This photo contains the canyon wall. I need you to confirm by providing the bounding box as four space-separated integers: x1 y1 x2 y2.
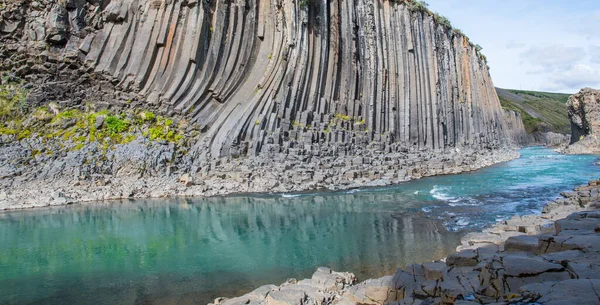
0 0 525 207
2 0 517 155
503 110 529 145
503 110 569 147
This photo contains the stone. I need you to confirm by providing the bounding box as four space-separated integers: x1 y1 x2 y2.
540 250 585 263
502 255 564 276
95 115 106 129
446 250 478 267
179 174 191 184
421 262 447 280
460 232 503 246
79 33 96 54
520 279 600 305
556 218 600 235
344 276 398 305
306 267 355 292
44 4 68 44
0 20 21 33
439 279 471 304
561 191 578 198
566 262 600 279
504 235 540 254
391 265 426 299
265 290 306 305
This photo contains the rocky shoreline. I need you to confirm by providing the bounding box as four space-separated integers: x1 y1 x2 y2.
212 179 600 305
0 146 519 211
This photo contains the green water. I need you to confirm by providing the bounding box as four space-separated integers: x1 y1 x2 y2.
0 147 598 305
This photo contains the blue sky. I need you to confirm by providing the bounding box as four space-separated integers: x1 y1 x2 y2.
426 0 600 93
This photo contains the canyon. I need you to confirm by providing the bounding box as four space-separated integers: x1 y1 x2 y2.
0 0 526 209
0 2 598 305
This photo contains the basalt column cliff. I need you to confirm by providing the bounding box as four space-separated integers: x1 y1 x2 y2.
0 0 523 207
97 0 510 156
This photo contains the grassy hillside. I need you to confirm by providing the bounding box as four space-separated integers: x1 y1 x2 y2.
496 88 571 134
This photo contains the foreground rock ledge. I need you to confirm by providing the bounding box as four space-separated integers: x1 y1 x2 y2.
213 180 600 305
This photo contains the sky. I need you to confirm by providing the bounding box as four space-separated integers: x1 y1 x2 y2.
425 0 600 93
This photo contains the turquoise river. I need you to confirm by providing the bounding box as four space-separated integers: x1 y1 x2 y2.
0 147 598 305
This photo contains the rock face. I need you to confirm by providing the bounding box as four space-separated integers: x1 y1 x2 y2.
503 110 570 148
502 110 529 146
0 0 525 208
564 88 600 154
1 0 517 153
529 131 570 148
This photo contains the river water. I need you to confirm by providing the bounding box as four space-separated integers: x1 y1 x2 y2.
0 147 598 305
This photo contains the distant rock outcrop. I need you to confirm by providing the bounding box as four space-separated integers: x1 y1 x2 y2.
503 110 529 145
564 88 600 154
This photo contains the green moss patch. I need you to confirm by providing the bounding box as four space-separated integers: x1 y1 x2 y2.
1 100 186 152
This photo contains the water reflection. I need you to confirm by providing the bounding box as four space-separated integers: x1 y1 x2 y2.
0 196 460 305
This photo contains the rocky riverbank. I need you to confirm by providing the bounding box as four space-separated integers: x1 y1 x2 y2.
212 179 600 305
0 146 518 210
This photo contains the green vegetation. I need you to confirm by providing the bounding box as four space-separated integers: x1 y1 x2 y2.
145 117 183 142
0 77 29 122
479 53 488 65
299 0 311 9
453 28 464 36
105 116 129 135
335 113 351 121
407 0 429 13
496 88 571 134
0 78 186 153
433 13 452 29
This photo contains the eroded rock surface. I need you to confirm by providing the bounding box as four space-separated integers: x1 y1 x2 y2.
564 88 600 154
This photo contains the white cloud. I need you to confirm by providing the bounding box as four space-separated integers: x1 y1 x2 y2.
564 9 600 40
521 45 587 73
541 64 600 92
506 40 526 50
590 45 600 64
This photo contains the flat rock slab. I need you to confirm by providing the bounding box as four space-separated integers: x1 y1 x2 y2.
520 279 600 305
504 235 540 254
461 232 503 246
555 218 600 234
446 250 478 267
265 289 306 305
502 255 564 276
422 262 447 280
